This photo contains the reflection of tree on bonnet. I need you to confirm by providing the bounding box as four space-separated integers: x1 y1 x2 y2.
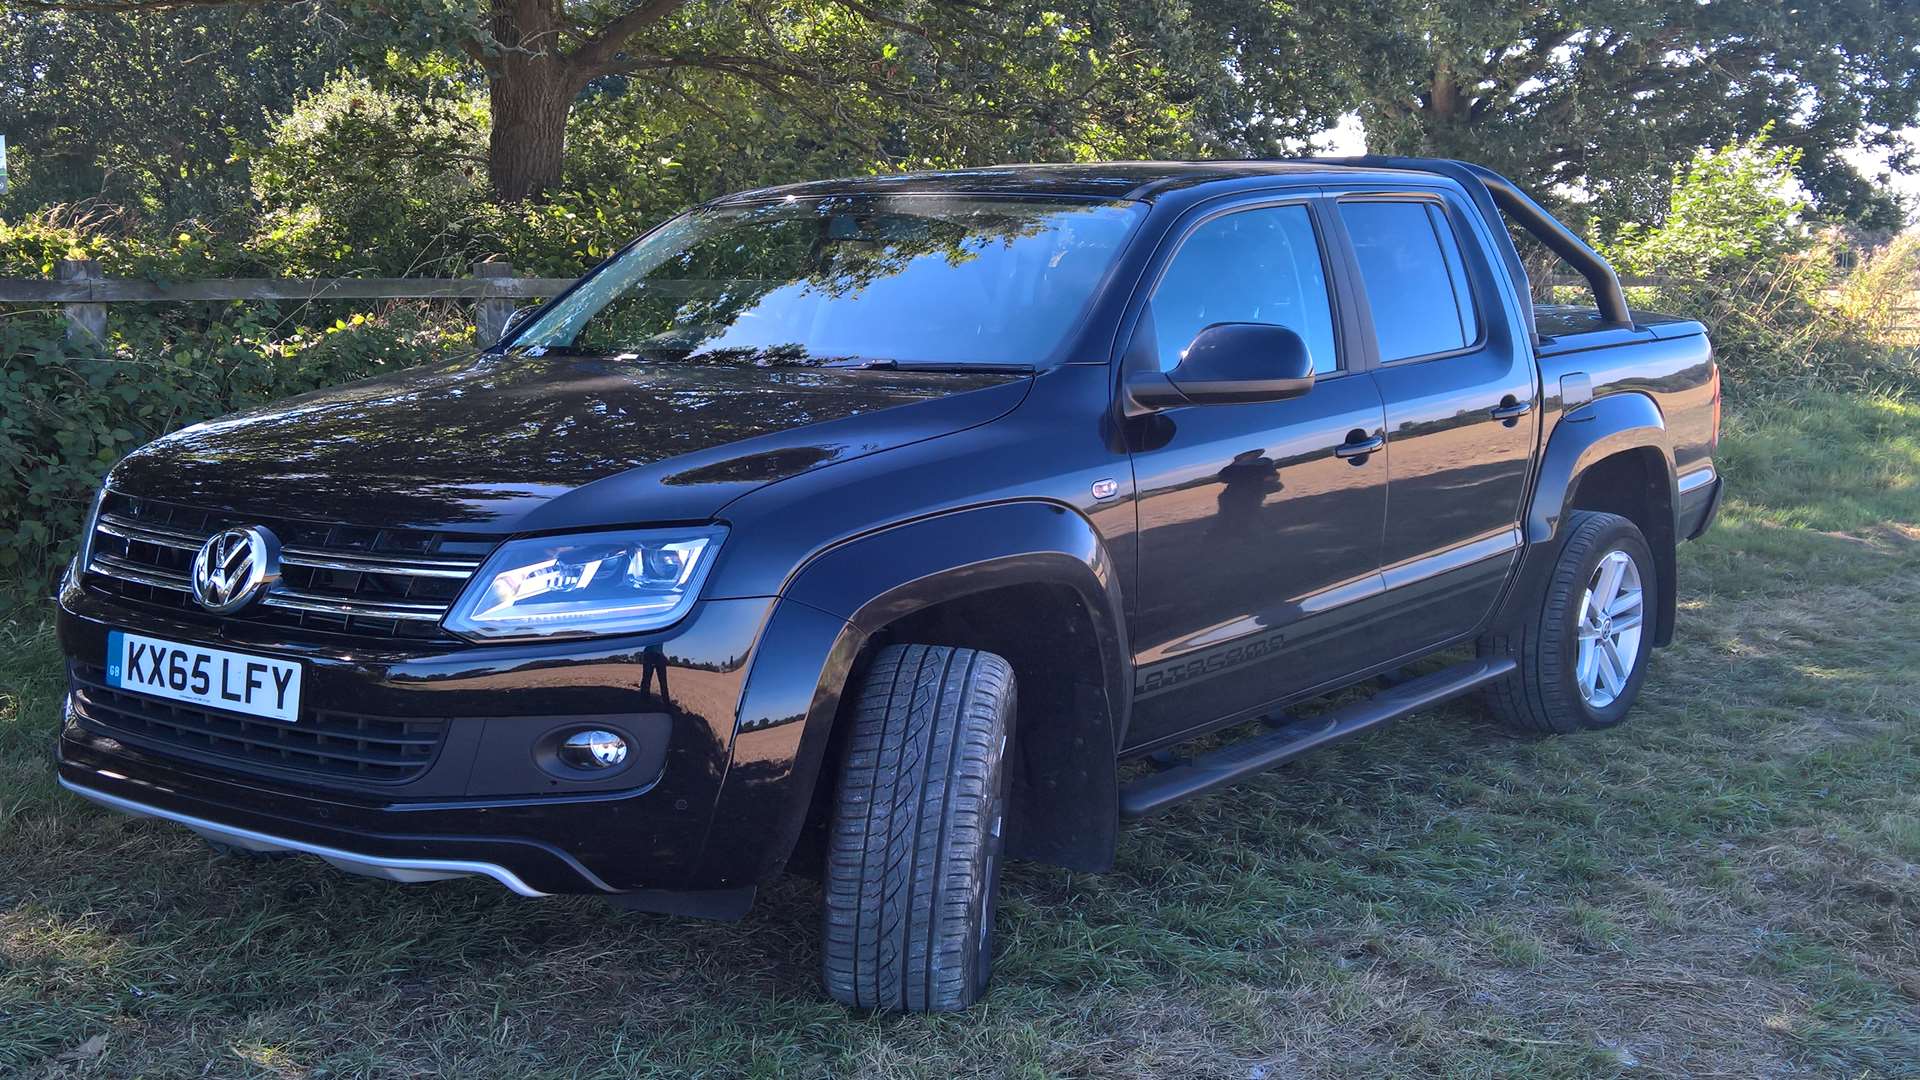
114 351 1004 528
516 195 1142 369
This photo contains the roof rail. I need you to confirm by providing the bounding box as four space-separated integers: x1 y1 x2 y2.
1313 156 1634 333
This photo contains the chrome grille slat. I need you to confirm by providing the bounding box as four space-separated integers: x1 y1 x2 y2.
97 512 481 577
89 555 450 621
90 552 190 590
86 494 487 643
264 593 446 621
96 516 202 550
280 549 479 578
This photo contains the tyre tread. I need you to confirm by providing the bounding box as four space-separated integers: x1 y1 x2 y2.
822 643 1013 1012
1480 510 1651 734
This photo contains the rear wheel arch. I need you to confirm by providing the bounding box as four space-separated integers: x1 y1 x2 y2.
1480 510 1659 733
1525 393 1678 645
1565 446 1677 646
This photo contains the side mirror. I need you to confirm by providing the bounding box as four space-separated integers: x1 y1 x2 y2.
1126 322 1316 412
500 304 541 341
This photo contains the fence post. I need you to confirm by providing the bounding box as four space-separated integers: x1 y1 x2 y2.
56 258 107 346
472 260 514 345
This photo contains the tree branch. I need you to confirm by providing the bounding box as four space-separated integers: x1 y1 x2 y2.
9 0 275 9
828 0 934 43
1472 23 1581 121
569 0 691 77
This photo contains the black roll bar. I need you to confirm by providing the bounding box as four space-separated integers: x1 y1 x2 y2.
1462 163 1633 326
1316 155 1635 332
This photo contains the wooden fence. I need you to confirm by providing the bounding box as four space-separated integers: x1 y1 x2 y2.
0 259 1729 348
0 258 574 345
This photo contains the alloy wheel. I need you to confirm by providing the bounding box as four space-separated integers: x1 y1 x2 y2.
1575 549 1644 708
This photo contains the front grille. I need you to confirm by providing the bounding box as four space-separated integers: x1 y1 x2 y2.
69 662 447 783
85 493 494 643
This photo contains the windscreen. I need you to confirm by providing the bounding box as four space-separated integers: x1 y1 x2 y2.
512 195 1145 369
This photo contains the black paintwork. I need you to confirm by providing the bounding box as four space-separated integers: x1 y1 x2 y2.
55 158 1720 911
711 160 1377 205
111 354 1022 531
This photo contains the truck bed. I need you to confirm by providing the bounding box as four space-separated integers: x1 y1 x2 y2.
1530 302 1719 513
1534 303 1707 358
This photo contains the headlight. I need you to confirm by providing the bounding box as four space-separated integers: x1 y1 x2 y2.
443 526 725 641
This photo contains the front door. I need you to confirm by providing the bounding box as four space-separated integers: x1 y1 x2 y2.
1124 199 1389 751
1332 193 1539 657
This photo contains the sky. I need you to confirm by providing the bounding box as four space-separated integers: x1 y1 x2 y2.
1844 129 1920 204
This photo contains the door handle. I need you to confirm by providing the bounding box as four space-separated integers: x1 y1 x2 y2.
1491 396 1535 425
1334 431 1385 460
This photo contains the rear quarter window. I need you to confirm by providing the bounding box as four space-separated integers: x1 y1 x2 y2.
1339 200 1480 362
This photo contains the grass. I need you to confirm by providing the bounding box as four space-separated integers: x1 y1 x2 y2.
4 389 1920 1078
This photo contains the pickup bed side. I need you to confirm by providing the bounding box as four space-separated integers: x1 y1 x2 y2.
1522 309 1719 646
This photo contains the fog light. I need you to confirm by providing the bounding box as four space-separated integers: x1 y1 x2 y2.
558 729 628 769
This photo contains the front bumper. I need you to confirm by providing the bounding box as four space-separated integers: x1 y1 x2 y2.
60 776 551 894
54 573 784 909
1679 469 1723 540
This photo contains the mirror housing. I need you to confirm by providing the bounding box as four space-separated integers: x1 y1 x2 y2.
500 304 541 342
1125 322 1316 413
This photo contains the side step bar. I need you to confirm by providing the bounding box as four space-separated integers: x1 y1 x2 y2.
1118 656 1517 819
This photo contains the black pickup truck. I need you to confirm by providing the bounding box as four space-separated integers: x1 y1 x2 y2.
54 157 1720 1012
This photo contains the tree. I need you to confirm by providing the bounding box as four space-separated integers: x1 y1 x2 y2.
1321 0 1920 227
1607 133 1810 281
388 0 1350 201
0 5 346 222
17 0 1347 204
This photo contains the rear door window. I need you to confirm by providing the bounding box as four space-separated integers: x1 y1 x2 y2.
1149 203 1339 375
1338 200 1479 361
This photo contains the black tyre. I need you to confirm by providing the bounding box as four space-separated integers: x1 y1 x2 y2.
1480 510 1657 734
822 644 1014 1012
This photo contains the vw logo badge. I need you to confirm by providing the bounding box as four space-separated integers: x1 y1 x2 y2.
191 526 281 613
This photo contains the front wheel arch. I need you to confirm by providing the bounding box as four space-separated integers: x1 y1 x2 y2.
706 502 1130 887
854 577 1118 872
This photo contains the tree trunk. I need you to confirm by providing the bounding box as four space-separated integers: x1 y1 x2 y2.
486 0 581 202
489 73 575 201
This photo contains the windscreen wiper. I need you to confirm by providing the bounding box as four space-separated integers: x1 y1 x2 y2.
510 345 630 358
845 359 1037 374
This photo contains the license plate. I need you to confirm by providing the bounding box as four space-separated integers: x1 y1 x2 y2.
106 630 302 723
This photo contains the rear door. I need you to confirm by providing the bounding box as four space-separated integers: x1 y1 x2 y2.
1123 195 1389 750
1329 191 1539 657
